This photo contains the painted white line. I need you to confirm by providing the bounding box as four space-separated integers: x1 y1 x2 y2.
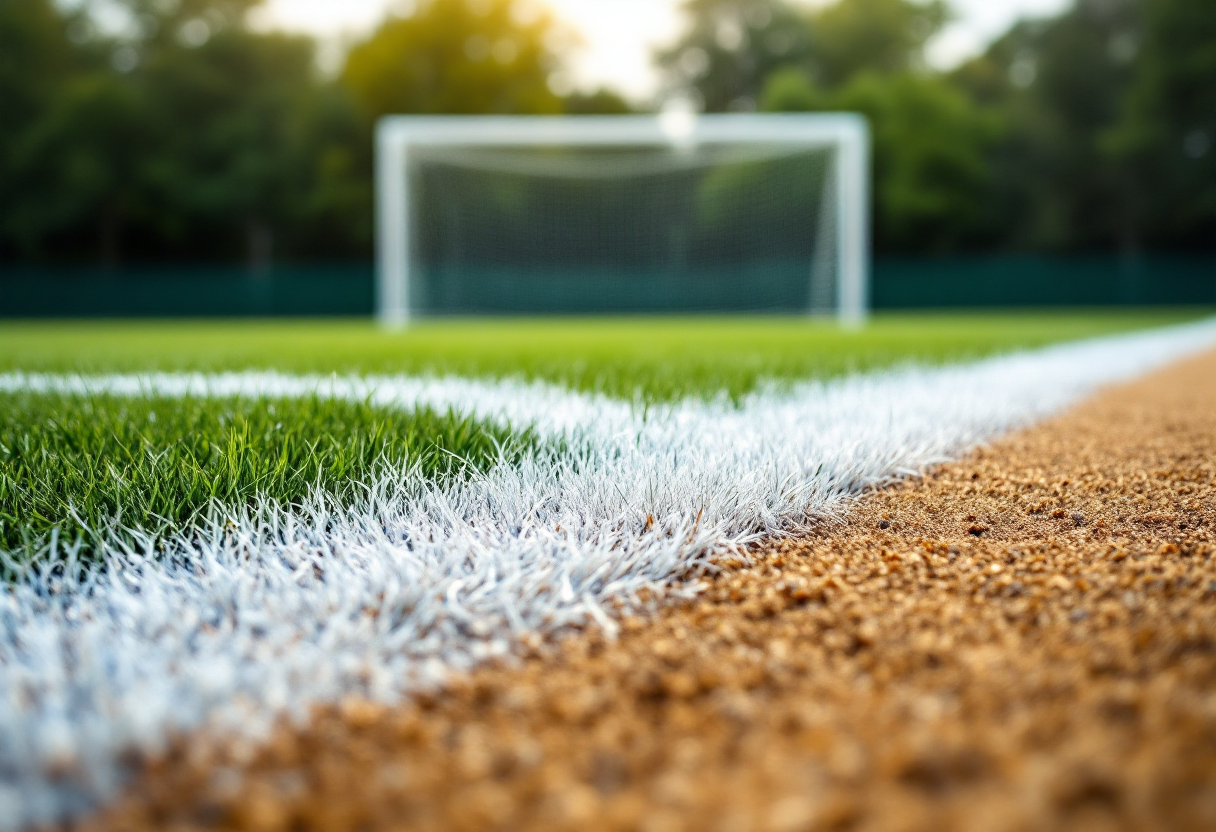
1 320 1214 828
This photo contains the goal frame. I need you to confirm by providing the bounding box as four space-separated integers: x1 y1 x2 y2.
376 114 870 327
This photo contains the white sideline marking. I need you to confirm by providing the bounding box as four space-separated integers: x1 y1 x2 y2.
1 320 1215 828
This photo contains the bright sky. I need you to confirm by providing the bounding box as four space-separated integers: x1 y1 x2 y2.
251 0 1073 100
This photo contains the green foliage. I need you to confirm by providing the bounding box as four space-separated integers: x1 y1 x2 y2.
809 0 948 87
1 0 1213 263
563 88 634 115
0 392 529 555
674 0 998 254
1108 0 1216 249
950 1 1144 252
0 0 628 266
660 0 945 110
0 313 1198 402
0 0 87 142
762 69 998 253
836 73 1000 253
759 66 823 112
678 0 1216 255
3 72 148 261
0 0 584 266
657 0 815 112
0 0 109 257
0 0 372 264
342 0 563 119
946 0 1213 253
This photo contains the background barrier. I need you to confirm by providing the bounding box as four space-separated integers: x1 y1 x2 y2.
872 256 1216 309
2 256 1213 318
0 265 375 318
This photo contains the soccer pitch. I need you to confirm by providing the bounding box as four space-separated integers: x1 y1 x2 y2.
0 311 1200 399
2 310 1215 828
0 312 1201 556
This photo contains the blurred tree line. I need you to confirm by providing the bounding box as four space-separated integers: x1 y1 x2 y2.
0 0 626 267
0 0 1211 267
664 0 1214 254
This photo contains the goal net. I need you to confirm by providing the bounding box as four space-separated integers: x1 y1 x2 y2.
376 115 869 325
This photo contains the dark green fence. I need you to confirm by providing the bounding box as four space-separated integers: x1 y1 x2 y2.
0 264 374 318
1 256 1213 318
873 256 1216 309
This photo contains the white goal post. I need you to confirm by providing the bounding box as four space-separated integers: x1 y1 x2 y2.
376 113 870 326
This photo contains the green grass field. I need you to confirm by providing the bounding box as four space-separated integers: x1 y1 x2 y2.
0 311 1203 400
0 393 530 557
0 311 1207 559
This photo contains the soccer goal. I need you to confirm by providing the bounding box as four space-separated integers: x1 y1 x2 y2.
376 113 870 326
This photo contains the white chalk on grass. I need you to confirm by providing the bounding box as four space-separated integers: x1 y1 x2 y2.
0 319 1214 829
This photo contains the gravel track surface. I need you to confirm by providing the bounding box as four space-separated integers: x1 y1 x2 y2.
81 350 1216 832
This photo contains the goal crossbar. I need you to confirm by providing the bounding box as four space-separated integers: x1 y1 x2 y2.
376 114 870 326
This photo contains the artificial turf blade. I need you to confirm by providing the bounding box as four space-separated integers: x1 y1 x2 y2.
0 392 533 557
0 312 1206 401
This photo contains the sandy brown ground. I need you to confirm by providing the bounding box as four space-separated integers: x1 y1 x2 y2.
83 351 1216 832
